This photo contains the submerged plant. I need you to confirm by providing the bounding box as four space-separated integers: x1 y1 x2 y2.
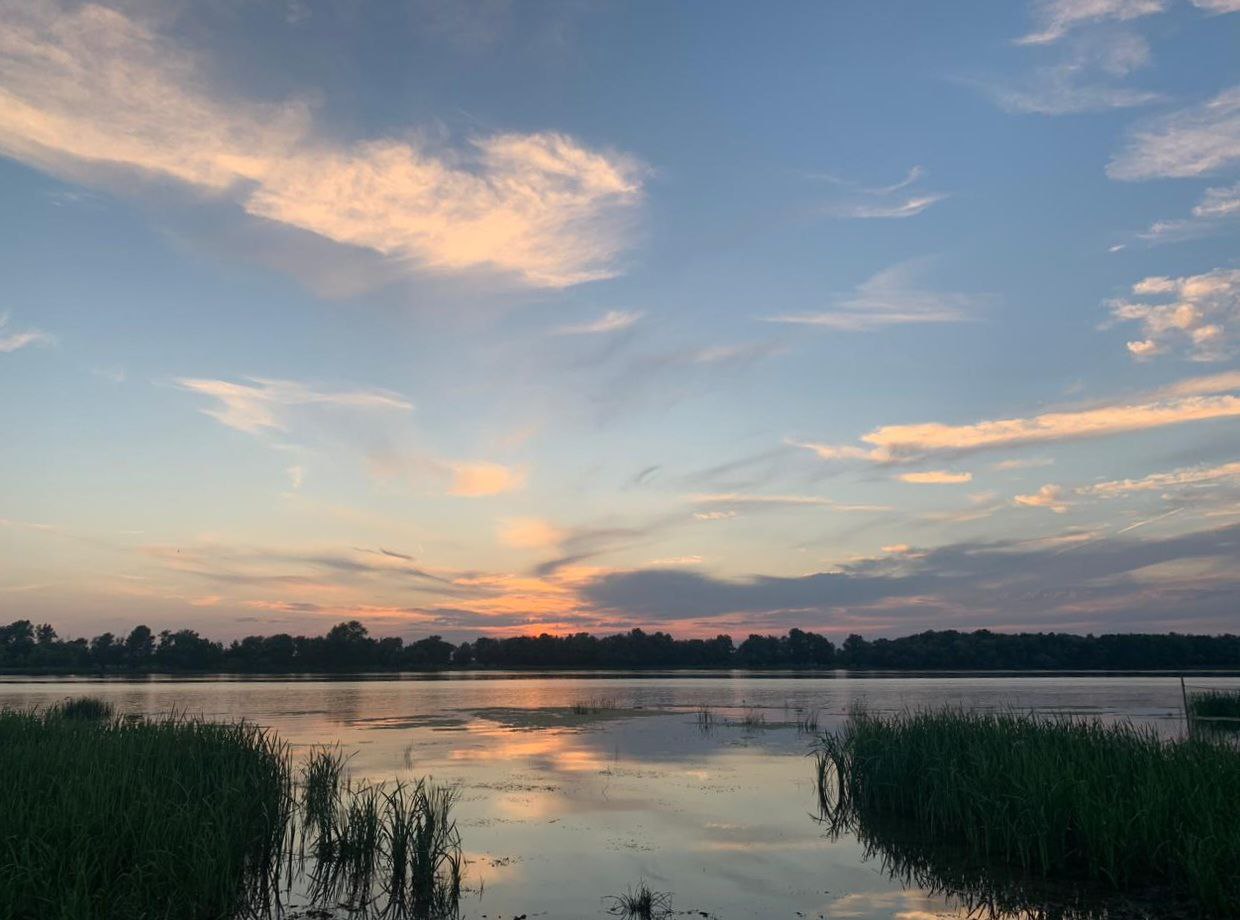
604 881 673 920
739 708 766 729
695 706 715 731
814 707 1240 915
52 695 116 721
795 709 820 734
1188 688 1240 733
572 695 621 715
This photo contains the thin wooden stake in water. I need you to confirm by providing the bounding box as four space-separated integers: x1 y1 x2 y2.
1181 676 1193 740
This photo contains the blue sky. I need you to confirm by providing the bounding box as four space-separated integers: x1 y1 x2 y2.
1 0 1237 640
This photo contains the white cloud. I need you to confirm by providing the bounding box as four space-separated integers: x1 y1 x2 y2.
689 493 889 512
1108 267 1240 361
0 313 51 352
897 470 973 484
1082 460 1240 497
764 261 979 331
553 310 643 335
1016 0 1164 45
794 373 1240 463
0 2 643 288
1108 87 1240 180
693 510 737 521
1014 483 1071 513
173 377 413 434
838 194 948 219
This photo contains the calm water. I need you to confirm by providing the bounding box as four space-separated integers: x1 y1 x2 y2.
4 673 1237 919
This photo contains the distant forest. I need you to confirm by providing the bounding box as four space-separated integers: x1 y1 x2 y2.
2 619 1238 673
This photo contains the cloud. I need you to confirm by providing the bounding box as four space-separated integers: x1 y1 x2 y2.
0 2 643 288
764 261 980 331
992 457 1055 470
689 493 890 512
794 373 1240 463
693 510 737 521
820 165 948 220
1108 267 1240 361
1139 181 1240 244
498 517 565 550
1190 0 1240 11
579 521 1240 633
1013 483 1071 512
989 32 1161 115
1108 86 1240 180
552 310 643 335
449 462 525 496
0 314 52 352
174 377 412 434
1015 0 1165 44
898 470 974 484
1082 460 1240 497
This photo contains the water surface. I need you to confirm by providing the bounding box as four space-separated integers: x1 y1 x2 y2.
4 673 1236 919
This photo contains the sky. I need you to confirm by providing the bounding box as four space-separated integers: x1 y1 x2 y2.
1 0 1238 642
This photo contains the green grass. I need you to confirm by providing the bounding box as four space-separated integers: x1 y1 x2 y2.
1188 688 1240 733
815 708 1240 915
0 702 292 920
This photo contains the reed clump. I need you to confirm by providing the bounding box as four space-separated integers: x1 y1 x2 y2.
815 708 1240 915
0 704 292 919
605 881 672 919
298 746 463 918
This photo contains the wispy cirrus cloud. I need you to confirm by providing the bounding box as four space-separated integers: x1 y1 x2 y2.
0 314 52 352
763 261 981 332
0 1 644 288
1138 181 1240 244
1108 86 1240 180
988 31 1161 115
792 372 1240 464
1108 267 1240 361
816 165 949 220
552 310 643 335
1015 0 1164 45
1081 460 1240 497
173 377 413 434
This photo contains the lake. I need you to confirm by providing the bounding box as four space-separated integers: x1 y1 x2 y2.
4 672 1237 919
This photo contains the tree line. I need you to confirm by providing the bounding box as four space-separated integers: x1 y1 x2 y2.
2 619 1238 673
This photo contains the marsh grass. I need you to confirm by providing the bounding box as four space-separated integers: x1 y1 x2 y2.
1188 688 1240 733
0 704 463 920
814 707 1240 915
695 706 715 731
604 881 672 919
0 704 292 920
